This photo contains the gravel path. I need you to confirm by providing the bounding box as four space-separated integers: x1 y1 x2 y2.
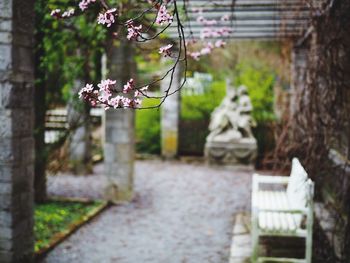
43 160 252 263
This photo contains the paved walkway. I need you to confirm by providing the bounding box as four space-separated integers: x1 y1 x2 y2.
43 160 252 263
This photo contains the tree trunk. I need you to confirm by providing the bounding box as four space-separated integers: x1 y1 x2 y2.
33 0 47 202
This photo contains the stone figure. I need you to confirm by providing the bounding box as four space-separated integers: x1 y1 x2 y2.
205 84 257 165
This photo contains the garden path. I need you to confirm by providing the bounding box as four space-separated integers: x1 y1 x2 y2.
42 160 252 263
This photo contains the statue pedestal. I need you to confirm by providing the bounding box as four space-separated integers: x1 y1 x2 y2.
205 138 257 165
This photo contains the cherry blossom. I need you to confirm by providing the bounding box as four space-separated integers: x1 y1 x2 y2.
123 79 135 94
50 9 61 18
221 15 230 21
126 20 142 40
188 52 201 61
97 79 115 103
79 0 96 11
159 44 173 57
50 0 231 110
62 9 75 18
134 86 149 97
156 5 173 25
97 8 117 28
215 40 226 48
78 79 145 109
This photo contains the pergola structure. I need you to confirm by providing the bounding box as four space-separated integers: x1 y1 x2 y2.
161 0 313 158
0 0 314 262
168 0 311 39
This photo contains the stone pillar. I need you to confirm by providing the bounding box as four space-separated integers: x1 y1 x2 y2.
0 0 35 262
161 61 182 159
67 80 92 174
104 39 135 202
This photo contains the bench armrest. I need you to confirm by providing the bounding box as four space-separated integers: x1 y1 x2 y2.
254 208 307 214
253 174 289 192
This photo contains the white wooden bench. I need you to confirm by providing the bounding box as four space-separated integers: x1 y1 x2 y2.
251 158 314 263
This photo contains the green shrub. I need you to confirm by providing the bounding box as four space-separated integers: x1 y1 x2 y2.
135 98 161 154
233 61 276 123
181 80 226 121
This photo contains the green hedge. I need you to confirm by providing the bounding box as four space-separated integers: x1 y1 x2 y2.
135 98 161 154
181 80 226 121
233 61 276 124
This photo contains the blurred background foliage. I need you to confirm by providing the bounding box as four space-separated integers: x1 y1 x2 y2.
36 0 106 105
135 41 289 161
36 1 290 162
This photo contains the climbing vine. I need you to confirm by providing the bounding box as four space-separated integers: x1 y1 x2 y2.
273 0 350 261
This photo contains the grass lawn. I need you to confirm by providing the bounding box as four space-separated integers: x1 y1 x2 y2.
34 200 103 252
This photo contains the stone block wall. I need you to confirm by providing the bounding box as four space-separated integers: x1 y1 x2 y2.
0 0 35 261
104 38 135 202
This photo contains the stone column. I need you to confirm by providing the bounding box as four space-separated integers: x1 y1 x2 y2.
67 80 92 174
0 0 35 262
104 39 135 202
161 60 182 159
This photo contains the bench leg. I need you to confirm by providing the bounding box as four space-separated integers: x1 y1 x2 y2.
251 212 259 263
306 201 314 263
305 228 313 263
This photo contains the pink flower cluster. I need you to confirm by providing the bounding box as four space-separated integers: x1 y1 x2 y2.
78 79 147 109
185 12 231 61
50 8 75 18
200 27 232 39
97 8 117 27
188 40 226 61
62 9 75 18
50 9 61 18
196 16 217 26
159 44 173 57
126 20 142 40
79 0 96 11
156 5 173 25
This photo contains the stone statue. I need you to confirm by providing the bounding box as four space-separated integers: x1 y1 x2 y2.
205 84 257 165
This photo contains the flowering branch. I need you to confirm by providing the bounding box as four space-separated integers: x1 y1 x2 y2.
50 0 232 110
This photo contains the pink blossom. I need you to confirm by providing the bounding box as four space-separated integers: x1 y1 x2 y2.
126 20 142 40
108 95 123 109
96 79 116 103
78 84 99 106
221 15 230 21
123 79 135 93
159 44 173 57
78 83 93 99
196 16 205 23
188 52 201 61
156 5 173 25
135 85 148 97
217 27 232 37
62 9 75 18
131 98 142 107
79 79 146 109
97 8 117 28
215 40 226 48
97 79 116 93
50 9 61 18
121 97 132 108
79 0 96 11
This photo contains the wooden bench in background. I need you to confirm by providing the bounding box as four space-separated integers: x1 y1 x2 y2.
251 158 314 263
45 108 102 144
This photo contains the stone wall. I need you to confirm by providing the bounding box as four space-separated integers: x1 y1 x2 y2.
0 0 35 261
